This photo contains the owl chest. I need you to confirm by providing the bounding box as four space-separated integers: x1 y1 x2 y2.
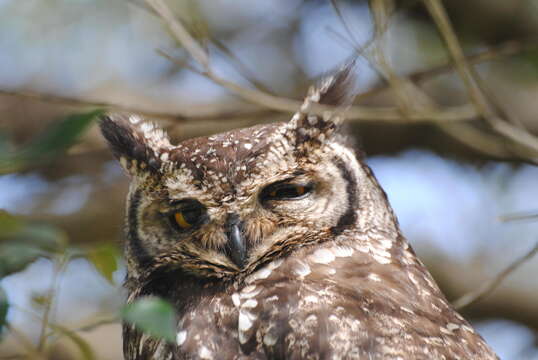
174 288 304 359
174 265 360 359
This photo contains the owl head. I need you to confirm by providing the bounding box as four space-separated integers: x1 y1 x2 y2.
100 66 399 286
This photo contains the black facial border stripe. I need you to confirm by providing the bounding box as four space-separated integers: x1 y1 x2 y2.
128 189 152 267
330 156 358 236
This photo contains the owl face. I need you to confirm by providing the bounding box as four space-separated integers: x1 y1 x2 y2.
128 128 355 278
101 66 396 282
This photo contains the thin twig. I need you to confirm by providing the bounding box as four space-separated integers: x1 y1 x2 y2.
355 2 536 162
330 0 365 49
1 2 534 128
369 0 426 116
1 39 531 124
0 88 263 122
159 48 479 122
145 0 209 69
147 0 481 123
358 39 538 100
72 316 120 333
498 211 538 223
37 255 69 352
149 3 479 124
5 323 45 360
423 0 489 113
210 36 276 94
452 242 538 310
437 122 517 159
424 0 538 157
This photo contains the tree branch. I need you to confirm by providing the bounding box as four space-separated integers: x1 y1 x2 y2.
424 0 538 158
145 0 209 69
1 1 534 129
0 88 266 122
452 242 538 310
357 39 538 100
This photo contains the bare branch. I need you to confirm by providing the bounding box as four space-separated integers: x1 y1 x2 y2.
144 0 477 124
498 211 538 223
4 323 45 360
37 254 69 352
0 88 266 122
210 36 276 95
424 0 538 157
147 0 481 125
337 1 518 160
145 0 209 69
1 2 534 129
358 39 538 100
72 316 120 333
2 37 532 126
452 242 538 310
160 48 480 123
437 122 522 160
369 0 432 116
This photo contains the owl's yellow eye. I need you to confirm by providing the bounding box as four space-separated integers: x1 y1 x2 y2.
170 202 204 231
263 183 312 201
174 211 194 229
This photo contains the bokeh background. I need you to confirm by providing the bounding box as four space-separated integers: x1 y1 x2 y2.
1 0 538 359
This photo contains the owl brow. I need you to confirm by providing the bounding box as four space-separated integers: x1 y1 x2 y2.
143 189 182 203
266 170 310 184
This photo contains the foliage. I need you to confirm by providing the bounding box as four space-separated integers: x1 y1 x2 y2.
50 323 97 360
0 287 7 336
0 109 103 174
0 210 68 278
122 297 178 343
87 244 120 284
0 110 114 357
0 108 179 358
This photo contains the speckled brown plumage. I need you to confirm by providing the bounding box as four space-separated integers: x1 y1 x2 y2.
100 65 498 360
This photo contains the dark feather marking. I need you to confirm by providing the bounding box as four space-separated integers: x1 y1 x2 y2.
330 157 358 236
127 189 152 267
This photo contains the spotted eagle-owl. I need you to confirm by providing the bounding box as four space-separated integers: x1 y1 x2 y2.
100 67 497 359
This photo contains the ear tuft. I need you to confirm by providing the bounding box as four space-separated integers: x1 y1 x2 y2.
298 61 357 126
284 62 357 151
315 61 356 107
100 114 172 176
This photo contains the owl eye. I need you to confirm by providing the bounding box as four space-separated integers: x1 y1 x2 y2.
169 201 205 231
261 183 312 201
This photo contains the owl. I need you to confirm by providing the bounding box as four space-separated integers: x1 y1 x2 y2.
100 66 498 360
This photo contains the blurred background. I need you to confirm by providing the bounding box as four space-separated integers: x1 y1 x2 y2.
1 0 538 359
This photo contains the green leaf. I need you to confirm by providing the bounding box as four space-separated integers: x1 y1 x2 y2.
122 297 177 343
0 241 45 277
31 291 50 308
0 109 103 174
0 213 68 278
0 132 11 158
50 324 96 360
23 109 103 159
0 287 8 336
87 244 119 284
0 210 22 236
14 223 68 251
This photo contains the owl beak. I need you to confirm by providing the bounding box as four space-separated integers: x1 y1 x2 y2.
225 213 247 269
